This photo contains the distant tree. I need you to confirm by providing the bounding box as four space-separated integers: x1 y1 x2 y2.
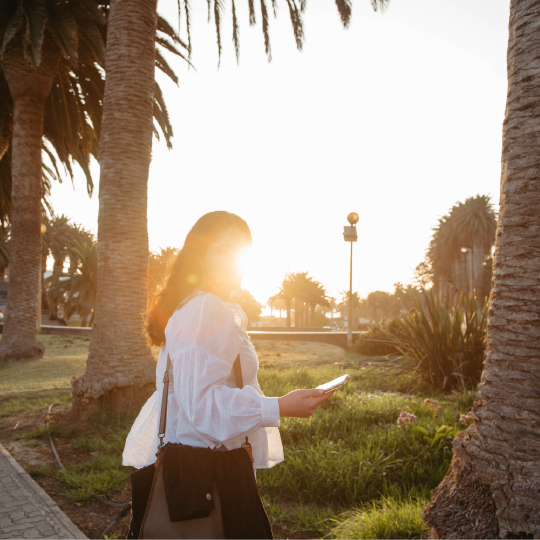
427 195 497 299
267 296 287 320
339 290 361 329
366 290 392 320
42 215 94 319
230 289 263 322
47 242 97 327
148 247 179 300
271 272 329 327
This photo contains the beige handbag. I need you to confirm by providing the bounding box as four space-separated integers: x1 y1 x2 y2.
139 350 251 539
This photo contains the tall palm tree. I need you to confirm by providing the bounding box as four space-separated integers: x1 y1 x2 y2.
423 2 540 537
0 0 107 362
71 0 161 413
0 1 185 362
72 0 391 414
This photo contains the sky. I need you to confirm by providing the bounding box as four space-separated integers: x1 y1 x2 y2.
50 0 511 306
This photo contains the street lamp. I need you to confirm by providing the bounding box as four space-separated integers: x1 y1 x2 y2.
38 223 46 332
461 247 473 296
344 212 358 348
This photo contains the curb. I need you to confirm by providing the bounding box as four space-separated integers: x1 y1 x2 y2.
0 443 87 539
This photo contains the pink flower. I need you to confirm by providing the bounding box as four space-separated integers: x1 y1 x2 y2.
459 411 475 425
424 398 440 411
397 411 417 426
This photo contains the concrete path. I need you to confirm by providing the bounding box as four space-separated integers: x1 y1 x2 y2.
0 443 86 539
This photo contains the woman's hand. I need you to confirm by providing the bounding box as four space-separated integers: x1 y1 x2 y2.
278 389 335 418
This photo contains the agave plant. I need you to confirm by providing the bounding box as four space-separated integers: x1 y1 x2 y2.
378 290 488 392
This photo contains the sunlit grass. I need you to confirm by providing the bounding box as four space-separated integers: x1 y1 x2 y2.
328 497 429 539
3 338 474 538
0 335 89 399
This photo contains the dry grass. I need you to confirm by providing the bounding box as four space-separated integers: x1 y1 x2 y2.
0 336 90 401
253 340 345 369
0 336 342 402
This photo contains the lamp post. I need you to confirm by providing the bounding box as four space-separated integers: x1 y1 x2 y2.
38 223 46 332
461 247 473 296
344 212 359 348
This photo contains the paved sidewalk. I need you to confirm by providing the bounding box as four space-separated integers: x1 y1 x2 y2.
0 443 86 539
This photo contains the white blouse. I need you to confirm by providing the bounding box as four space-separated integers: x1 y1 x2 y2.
122 291 284 470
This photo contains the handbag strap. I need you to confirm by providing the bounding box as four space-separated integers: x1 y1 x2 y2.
156 291 245 454
157 353 243 453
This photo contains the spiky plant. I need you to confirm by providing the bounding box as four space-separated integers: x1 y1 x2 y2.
379 290 488 392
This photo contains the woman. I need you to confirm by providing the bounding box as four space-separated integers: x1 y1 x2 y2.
123 211 334 538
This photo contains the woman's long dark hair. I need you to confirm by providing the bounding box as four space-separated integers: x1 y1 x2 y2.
145 211 252 346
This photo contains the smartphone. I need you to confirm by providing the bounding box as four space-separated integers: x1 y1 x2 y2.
316 374 350 394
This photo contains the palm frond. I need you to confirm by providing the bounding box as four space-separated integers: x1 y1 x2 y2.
260 0 271 61
184 0 192 57
286 0 304 51
155 48 179 85
334 0 352 28
214 0 224 65
153 82 173 149
48 2 79 66
248 0 256 25
22 0 47 65
1 3 24 54
231 0 240 63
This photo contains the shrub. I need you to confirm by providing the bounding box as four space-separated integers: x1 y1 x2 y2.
378 291 487 392
329 497 429 539
353 325 397 356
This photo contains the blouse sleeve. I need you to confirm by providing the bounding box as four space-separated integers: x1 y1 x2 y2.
165 294 280 444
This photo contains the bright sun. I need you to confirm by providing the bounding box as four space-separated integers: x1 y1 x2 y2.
238 248 253 278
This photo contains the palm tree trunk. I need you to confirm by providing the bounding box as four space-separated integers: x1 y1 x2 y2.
0 37 58 362
71 0 158 414
423 2 540 537
286 301 291 328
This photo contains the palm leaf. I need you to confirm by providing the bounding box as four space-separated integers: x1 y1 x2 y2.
260 0 271 61
48 3 79 66
22 0 47 66
248 0 256 25
214 0 224 65
231 0 239 63
1 2 23 53
334 0 352 28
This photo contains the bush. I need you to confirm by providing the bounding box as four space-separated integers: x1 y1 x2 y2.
353 323 398 356
329 497 429 539
378 291 487 392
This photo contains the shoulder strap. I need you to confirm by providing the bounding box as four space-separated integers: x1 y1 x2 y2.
157 353 243 453
233 355 243 389
156 291 244 453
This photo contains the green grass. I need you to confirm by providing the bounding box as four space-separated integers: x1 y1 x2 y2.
0 335 90 400
2 337 475 538
257 365 472 506
0 392 72 418
328 497 429 539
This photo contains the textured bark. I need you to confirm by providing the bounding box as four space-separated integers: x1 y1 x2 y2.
424 1 540 537
0 37 58 362
71 0 157 413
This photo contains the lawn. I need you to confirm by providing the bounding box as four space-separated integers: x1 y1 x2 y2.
0 336 474 539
